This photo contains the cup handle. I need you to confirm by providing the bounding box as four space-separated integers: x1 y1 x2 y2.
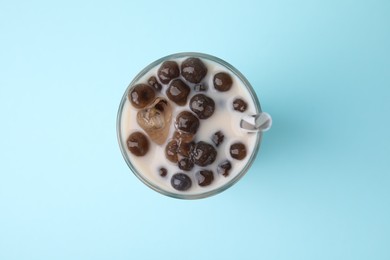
240 112 272 133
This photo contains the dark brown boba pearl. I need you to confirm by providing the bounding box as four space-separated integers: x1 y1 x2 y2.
159 167 167 177
126 132 149 156
165 139 179 163
178 141 195 157
128 84 155 109
211 131 224 147
230 142 247 160
196 170 214 187
194 83 207 92
213 72 233 92
157 61 180 84
175 111 200 134
148 76 162 91
217 160 232 177
191 141 217 167
178 158 194 171
181 57 207 83
166 79 190 106
173 131 194 143
189 94 215 119
233 98 248 112
171 173 192 191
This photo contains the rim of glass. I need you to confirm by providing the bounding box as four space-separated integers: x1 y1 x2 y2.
116 52 262 200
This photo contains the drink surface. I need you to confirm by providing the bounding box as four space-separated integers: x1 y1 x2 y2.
120 56 259 196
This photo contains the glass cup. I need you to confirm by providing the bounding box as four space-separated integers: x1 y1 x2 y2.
117 52 271 199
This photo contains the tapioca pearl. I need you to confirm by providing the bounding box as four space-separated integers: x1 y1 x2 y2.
217 160 232 177
230 142 247 160
191 141 217 167
157 61 180 84
171 173 192 191
233 98 247 112
148 76 162 91
196 170 214 187
189 94 215 119
159 167 168 177
128 84 155 109
177 141 195 158
211 131 224 147
126 132 149 156
165 139 179 163
181 57 207 84
213 72 232 92
175 111 200 134
166 79 190 106
173 131 194 143
178 158 194 171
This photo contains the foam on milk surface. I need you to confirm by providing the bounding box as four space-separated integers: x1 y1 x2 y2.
120 57 258 195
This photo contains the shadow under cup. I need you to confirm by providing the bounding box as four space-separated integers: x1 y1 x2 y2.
117 52 271 199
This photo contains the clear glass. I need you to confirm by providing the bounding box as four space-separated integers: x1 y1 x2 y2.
117 52 267 199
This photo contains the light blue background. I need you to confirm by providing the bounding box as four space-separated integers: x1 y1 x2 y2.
1 0 389 259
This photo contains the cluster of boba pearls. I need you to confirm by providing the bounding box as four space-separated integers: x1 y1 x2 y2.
126 57 249 192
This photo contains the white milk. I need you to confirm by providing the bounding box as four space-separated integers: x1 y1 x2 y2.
120 57 258 195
